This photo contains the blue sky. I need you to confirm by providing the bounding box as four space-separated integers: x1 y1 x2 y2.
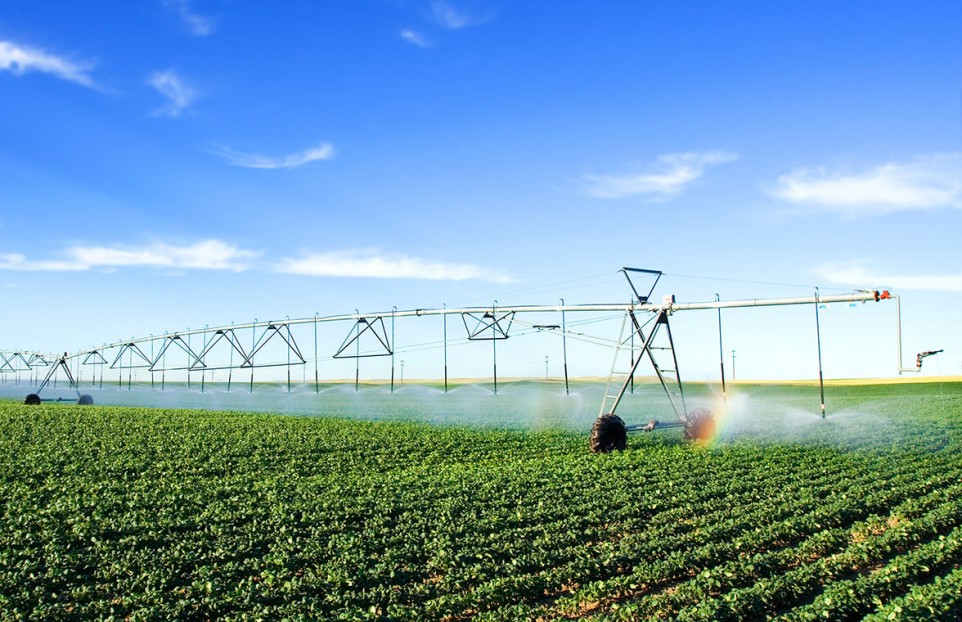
1 0 960 381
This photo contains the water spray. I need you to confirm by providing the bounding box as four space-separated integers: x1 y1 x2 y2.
6 266 902 454
588 269 895 453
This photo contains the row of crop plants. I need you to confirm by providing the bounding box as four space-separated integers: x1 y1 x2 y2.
1 392 961 620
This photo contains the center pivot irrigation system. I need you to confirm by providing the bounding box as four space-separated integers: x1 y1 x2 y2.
5 268 939 452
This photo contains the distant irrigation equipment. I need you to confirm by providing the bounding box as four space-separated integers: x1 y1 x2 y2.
3 267 939 451
17 353 94 406
590 269 888 452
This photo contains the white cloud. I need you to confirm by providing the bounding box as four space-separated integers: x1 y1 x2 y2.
401 29 432 48
0 240 259 272
1 243 511 282
69 240 258 270
0 254 88 272
430 1 483 29
275 251 512 283
771 153 962 215
582 151 737 199
815 263 962 293
164 0 215 36
0 40 98 88
147 70 196 117
210 143 336 169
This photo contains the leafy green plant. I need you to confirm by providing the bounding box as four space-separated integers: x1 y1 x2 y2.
1 382 960 620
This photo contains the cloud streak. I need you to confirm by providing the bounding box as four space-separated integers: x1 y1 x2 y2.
164 0 215 36
0 243 506 283
815 263 962 293
275 251 512 283
0 40 98 88
0 240 259 272
770 153 962 216
0 254 88 272
401 29 432 48
430 1 484 29
148 69 196 116
582 151 737 199
210 143 336 169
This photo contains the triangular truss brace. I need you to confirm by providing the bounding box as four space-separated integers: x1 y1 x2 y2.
242 323 307 368
622 267 663 304
334 317 393 359
3 352 33 372
82 351 108 365
462 311 514 340
189 328 249 371
0 354 14 373
149 334 204 372
37 354 80 395
27 353 51 367
111 343 154 370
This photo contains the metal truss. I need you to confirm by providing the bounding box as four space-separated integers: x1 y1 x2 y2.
26 353 50 367
1 351 55 374
82 351 108 365
334 317 392 359
36 354 80 394
599 307 686 424
623 267 663 304
599 268 687 423
150 334 204 372
243 323 306 367
53 289 890 367
462 310 514 340
6 266 905 412
111 342 153 369
2 352 33 372
190 328 249 371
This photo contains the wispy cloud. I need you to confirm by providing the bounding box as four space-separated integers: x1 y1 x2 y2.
401 29 432 48
1 243 511 282
209 143 336 169
164 0 215 36
0 40 98 89
275 250 512 283
815 262 962 293
770 153 962 216
0 240 259 272
430 1 485 29
0 254 88 272
582 151 737 199
70 240 258 270
147 69 196 117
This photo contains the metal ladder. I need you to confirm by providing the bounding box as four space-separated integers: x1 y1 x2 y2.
599 312 635 418
599 307 687 422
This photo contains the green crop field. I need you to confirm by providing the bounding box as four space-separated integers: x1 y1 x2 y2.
2 382 962 620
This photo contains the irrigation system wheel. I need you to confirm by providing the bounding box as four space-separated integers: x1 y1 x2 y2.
24 394 41 405
78 394 94 405
590 413 627 453
683 407 715 442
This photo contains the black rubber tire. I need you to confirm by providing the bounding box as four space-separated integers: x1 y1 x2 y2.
684 407 715 442
78 394 94 405
24 394 41 405
590 414 627 453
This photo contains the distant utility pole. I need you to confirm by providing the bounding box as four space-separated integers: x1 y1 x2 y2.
400 360 405 384
545 355 549 381
732 349 736 381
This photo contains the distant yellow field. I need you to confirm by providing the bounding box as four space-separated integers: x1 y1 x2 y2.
317 375 962 387
723 376 962 387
